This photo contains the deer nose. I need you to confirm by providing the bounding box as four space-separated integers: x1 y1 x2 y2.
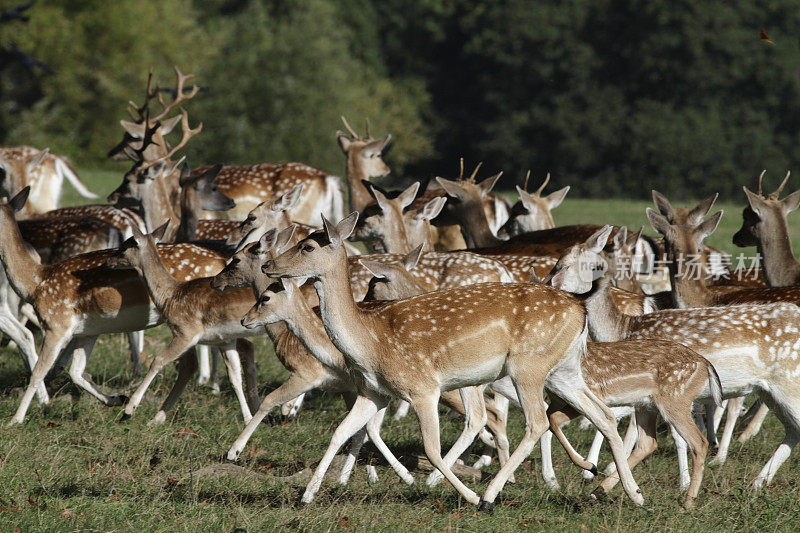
261 260 275 273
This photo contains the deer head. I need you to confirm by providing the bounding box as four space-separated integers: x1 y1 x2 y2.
361 244 425 301
212 225 295 291
605 226 646 294
241 278 304 329
545 225 612 294
503 172 569 235
647 207 723 279
337 116 391 181
104 222 170 271
434 162 503 247
179 163 234 212
263 213 358 279
733 170 800 248
224 184 304 248
403 196 446 251
351 181 419 253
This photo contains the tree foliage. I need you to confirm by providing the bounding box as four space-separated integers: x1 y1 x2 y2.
2 0 800 199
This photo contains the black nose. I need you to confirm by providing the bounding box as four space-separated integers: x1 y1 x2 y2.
261 260 274 273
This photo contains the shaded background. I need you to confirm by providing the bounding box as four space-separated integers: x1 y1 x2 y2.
3 0 800 199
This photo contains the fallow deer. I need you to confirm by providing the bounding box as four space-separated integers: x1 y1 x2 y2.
261 213 645 509
0 188 230 424
337 116 392 213
350 182 420 253
547 226 800 490
103 223 263 424
0 146 98 216
733 170 800 287
497 172 570 238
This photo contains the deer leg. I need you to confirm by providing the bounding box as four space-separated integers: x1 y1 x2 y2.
9 328 73 425
710 396 744 465
219 343 253 423
539 430 560 490
196 345 211 385
68 336 124 406
547 400 595 472
670 423 691 491
302 394 382 504
121 335 193 420
593 408 658 501
739 402 769 443
226 373 327 461
426 386 488 487
601 410 639 477
148 348 198 425
126 330 145 376
236 339 260 413
393 400 411 420
412 391 481 505
337 391 368 485
364 404 414 483
209 347 221 394
0 302 46 403
481 378 550 509
582 431 605 480
281 394 306 419
753 394 800 488
659 400 709 509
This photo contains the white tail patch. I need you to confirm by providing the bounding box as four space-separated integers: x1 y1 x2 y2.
54 157 98 199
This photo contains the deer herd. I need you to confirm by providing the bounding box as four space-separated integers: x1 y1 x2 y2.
1 67 800 512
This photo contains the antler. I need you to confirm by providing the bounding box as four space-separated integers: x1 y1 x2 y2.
466 162 483 183
534 173 551 196
126 68 159 123
139 109 202 171
340 116 360 140
757 169 766 196
151 67 199 124
522 170 531 192
774 170 791 197
458 158 465 181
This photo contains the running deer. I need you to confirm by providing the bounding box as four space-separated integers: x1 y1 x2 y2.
546 226 800 489
261 213 645 509
103 223 262 424
230 244 512 487
537 338 721 508
0 187 232 424
0 146 98 216
733 170 800 287
497 172 570 238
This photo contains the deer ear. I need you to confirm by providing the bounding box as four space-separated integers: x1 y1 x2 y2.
322 215 340 245
651 190 675 221
743 186 767 216
436 177 466 199
694 210 723 242
151 221 170 243
545 186 570 209
335 212 358 241
8 186 30 213
417 196 446 220
274 183 304 212
613 226 628 250
647 208 673 238
781 189 800 214
586 225 613 253
336 131 352 154
279 277 296 295
369 184 391 212
359 259 389 279
275 224 296 252
250 228 278 254
478 172 503 197
159 114 182 136
26 148 49 173
364 134 391 157
516 186 536 211
402 244 424 271
120 120 144 138
687 193 719 225
397 182 420 210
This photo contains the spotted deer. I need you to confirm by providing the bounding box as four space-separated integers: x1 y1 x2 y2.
261 213 645 509
0 187 232 424
336 116 392 213
536 338 721 508
104 223 263 424
733 170 800 287
0 146 98 216
227 242 511 487
547 225 800 489
351 182 420 253
497 172 570 238
18 216 122 264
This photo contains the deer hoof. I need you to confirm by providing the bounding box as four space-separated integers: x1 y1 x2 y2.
477 500 494 514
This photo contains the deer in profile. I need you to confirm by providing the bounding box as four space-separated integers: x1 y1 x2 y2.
547 225 800 490
497 172 570 238
261 213 645 510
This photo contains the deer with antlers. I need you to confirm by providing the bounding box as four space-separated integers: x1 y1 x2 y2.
546 225 800 490
260 213 646 509
497 172 570 238
0 146 98 216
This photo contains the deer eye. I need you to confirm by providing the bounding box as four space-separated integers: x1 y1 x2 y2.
302 244 315 253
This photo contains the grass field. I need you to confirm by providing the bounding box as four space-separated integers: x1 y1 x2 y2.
2 170 799 531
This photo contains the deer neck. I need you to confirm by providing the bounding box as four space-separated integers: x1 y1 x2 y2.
0 221 43 303
313 250 376 365
282 295 346 371
133 246 180 312
583 276 631 342
141 176 181 238
459 208 503 248
175 186 198 242
667 251 715 308
757 222 800 287
346 155 374 213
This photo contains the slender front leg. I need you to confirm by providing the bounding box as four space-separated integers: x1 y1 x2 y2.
149 349 199 425
710 396 743 465
220 344 253 423
0 308 47 403
302 395 380 504
68 336 125 405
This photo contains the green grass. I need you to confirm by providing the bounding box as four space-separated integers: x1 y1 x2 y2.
2 175 799 530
